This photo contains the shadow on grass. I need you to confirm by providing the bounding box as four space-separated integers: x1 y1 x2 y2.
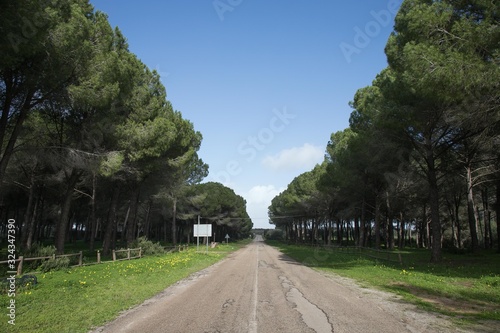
268 240 500 323
386 281 500 320
268 241 500 280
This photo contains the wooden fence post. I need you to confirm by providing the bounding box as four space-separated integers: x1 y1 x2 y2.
97 250 101 264
17 256 24 276
79 251 83 266
127 248 130 260
139 247 142 258
112 250 116 261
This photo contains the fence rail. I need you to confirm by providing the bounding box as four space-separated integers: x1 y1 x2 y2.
2 244 191 275
0 248 142 275
111 248 142 262
0 251 83 275
164 245 189 253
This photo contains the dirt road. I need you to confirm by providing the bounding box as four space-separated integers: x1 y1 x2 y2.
91 236 470 333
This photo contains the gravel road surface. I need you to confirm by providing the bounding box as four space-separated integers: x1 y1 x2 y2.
91 236 481 333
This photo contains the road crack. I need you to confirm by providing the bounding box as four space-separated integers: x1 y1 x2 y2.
279 276 334 333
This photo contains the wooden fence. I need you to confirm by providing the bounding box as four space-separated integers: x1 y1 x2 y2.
2 245 192 275
1 247 143 275
0 252 83 276
164 245 189 253
111 248 142 262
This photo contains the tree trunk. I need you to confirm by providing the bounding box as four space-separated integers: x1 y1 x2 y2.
426 143 442 262
326 220 331 246
375 194 381 249
360 198 366 247
33 193 45 245
0 89 34 187
55 170 81 254
496 180 500 253
398 211 405 249
428 182 441 260
89 172 97 251
171 197 178 245
163 215 168 243
481 188 491 249
311 218 317 244
386 192 394 250
126 185 141 247
466 165 479 252
353 216 360 246
144 200 152 239
336 218 341 245
24 187 41 251
102 185 119 255
21 170 36 249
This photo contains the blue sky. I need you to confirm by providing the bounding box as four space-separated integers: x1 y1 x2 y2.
91 0 402 228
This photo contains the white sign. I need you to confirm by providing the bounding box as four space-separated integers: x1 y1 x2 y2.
194 224 212 237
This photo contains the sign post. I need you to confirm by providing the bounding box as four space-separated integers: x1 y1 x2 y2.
193 218 212 254
196 215 200 252
225 234 230 244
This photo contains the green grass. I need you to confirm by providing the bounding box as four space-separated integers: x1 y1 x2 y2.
0 240 249 333
267 241 500 325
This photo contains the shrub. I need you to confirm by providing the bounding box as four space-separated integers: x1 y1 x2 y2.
34 244 57 257
131 237 165 256
39 256 70 272
22 243 59 272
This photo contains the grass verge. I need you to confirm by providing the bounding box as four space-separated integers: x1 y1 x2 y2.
0 240 250 333
267 241 500 327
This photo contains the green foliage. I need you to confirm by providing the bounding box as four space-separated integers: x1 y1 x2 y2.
268 0 500 260
99 151 125 177
39 257 71 273
0 0 211 254
130 237 165 256
28 244 57 257
192 182 253 238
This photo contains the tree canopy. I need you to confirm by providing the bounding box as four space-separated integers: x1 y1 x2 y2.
269 0 500 261
0 0 252 254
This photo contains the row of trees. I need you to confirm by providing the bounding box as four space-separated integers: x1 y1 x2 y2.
0 0 252 255
269 0 499 262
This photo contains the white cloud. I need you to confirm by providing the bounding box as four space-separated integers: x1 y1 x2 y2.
261 143 324 171
246 185 282 205
243 185 285 229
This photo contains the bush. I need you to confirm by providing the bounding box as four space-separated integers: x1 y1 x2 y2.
39 257 70 272
36 244 57 257
130 237 165 256
22 243 59 272
25 243 57 257
23 243 71 272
